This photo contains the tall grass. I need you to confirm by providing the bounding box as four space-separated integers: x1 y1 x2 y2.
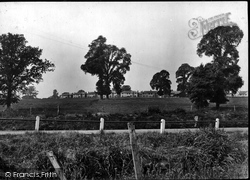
0 128 248 179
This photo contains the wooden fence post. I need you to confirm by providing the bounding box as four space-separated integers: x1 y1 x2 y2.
215 118 219 129
234 105 236 112
194 116 198 128
35 116 40 131
100 118 104 131
30 107 32 116
46 151 67 180
57 105 60 115
160 119 165 134
127 122 142 180
191 105 193 111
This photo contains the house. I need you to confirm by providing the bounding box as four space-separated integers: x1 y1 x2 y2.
110 91 119 98
140 91 158 98
87 92 97 98
72 92 81 98
61 92 70 98
170 91 181 97
236 91 248 97
121 90 138 97
77 90 86 98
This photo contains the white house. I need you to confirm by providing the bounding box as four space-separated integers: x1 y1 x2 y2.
140 91 157 98
121 90 138 97
87 92 97 98
61 92 70 98
73 92 81 98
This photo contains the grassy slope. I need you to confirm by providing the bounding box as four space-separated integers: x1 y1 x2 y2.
7 97 248 114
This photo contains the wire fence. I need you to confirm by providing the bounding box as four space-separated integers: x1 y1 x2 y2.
0 116 248 131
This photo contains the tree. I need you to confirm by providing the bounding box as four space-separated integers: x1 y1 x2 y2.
81 36 131 99
121 85 131 91
22 85 38 99
150 70 171 96
0 33 55 108
78 90 85 93
190 25 244 109
176 63 194 97
188 64 214 109
77 89 85 98
51 89 59 99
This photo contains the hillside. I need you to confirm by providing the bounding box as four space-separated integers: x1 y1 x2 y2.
7 97 247 114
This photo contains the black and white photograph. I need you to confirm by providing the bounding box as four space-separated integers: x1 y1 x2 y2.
0 2 248 179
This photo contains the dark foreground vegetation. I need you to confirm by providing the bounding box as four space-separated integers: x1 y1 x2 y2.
0 128 248 179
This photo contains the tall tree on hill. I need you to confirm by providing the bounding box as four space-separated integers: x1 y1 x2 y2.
176 63 194 97
21 85 38 99
150 70 171 96
81 36 132 99
189 25 244 109
52 89 59 99
0 33 55 108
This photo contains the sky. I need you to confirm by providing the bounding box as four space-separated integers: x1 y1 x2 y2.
0 2 248 98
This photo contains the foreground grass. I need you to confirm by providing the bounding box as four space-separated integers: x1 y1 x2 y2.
0 128 248 179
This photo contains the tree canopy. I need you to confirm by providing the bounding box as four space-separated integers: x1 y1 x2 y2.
188 25 244 109
188 64 216 108
50 89 59 99
21 85 38 99
121 85 131 92
0 33 55 107
81 36 131 99
150 70 171 96
176 63 194 97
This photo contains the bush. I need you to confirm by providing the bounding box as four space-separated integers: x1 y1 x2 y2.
147 106 161 114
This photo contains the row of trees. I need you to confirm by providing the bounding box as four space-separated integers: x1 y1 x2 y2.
22 87 60 99
81 25 244 109
0 24 244 110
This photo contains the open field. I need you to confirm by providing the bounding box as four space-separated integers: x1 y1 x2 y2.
0 128 248 179
4 97 249 115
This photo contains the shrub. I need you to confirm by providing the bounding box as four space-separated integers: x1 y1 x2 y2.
147 106 161 114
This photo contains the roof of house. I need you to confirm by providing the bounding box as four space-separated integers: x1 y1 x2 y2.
121 90 137 93
141 91 157 94
87 92 96 95
61 92 70 95
238 91 248 95
78 90 85 93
